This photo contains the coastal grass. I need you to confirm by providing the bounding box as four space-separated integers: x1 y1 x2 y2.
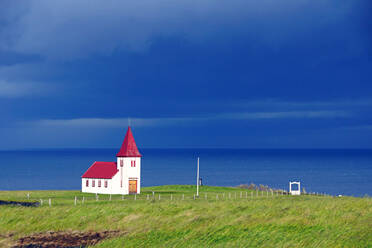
0 185 371 247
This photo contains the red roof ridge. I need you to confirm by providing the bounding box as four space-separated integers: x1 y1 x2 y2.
116 126 142 157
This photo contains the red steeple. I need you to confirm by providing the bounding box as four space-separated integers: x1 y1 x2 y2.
116 126 142 157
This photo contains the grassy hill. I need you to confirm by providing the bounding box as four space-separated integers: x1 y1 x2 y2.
0 185 371 247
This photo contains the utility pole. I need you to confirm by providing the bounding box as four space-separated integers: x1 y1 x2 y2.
196 157 200 197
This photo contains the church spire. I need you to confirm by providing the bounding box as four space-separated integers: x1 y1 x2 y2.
116 126 142 157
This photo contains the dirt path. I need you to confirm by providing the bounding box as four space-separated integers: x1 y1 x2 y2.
12 230 121 248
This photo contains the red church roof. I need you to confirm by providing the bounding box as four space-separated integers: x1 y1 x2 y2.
116 126 142 157
81 162 118 179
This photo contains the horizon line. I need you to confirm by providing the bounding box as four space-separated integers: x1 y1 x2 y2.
1 147 372 151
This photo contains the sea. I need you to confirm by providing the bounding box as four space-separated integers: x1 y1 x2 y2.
0 149 371 197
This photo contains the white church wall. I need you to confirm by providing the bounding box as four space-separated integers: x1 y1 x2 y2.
118 157 141 194
81 178 114 194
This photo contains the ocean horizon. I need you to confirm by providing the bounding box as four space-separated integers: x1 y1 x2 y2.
1 148 371 197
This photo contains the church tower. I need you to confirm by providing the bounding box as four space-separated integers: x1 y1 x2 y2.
116 126 142 194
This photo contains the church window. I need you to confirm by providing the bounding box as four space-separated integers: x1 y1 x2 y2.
92 180 95 187
120 159 123 167
98 180 101 187
105 180 108 188
131 160 136 167
86 180 89 187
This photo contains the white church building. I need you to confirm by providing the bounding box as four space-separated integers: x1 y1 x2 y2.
81 126 142 195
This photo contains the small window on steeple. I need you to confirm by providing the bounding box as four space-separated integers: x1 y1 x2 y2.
131 160 136 167
120 159 123 167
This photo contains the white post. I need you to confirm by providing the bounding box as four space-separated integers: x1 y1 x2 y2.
49 198 51 207
159 194 161 200
122 195 124 200
27 193 30 200
182 194 184 200
82 197 85 204
216 194 219 200
240 192 242 198
196 157 200 197
193 194 195 200
229 193 231 199
74 196 77 206
147 194 149 200
40 199 43 206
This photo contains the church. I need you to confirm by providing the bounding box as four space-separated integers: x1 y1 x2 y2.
81 126 142 195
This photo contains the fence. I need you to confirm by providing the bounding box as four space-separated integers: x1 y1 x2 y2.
27 190 334 207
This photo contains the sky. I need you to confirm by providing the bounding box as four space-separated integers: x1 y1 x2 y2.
0 0 371 149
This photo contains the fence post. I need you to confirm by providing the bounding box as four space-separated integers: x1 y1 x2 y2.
251 191 253 199
134 194 137 201
110 194 112 201
194 194 195 200
216 194 219 200
223 193 225 199
27 193 30 200
96 193 98 201
82 196 85 204
49 198 51 207
122 195 124 200
271 190 273 196
158 194 161 201
266 191 268 197
74 196 77 206
240 192 242 198
40 199 43 206
182 194 184 200
229 193 231 199
147 194 149 200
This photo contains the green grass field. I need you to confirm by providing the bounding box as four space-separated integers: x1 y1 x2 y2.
1 185 371 247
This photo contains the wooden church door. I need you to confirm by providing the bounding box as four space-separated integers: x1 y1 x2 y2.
129 180 137 194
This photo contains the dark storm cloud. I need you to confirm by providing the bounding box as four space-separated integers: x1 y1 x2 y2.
0 0 371 149
0 0 366 59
